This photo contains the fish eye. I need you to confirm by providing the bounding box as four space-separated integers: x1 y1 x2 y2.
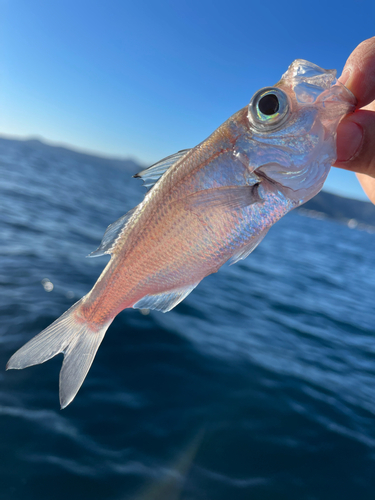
248 87 290 131
258 94 279 115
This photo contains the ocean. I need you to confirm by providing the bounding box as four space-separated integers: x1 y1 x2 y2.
0 138 374 500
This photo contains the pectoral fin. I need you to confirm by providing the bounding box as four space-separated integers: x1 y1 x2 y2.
230 228 269 264
184 184 262 211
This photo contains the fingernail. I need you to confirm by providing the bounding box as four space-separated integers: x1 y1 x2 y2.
338 67 356 94
338 68 351 85
336 120 363 162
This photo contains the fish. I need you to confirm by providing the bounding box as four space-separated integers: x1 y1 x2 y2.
6 59 356 408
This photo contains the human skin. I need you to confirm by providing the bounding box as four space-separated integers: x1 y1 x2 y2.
334 37 375 203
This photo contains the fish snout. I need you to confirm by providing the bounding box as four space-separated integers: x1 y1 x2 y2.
316 82 357 125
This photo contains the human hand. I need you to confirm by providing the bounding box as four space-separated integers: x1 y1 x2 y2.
334 37 375 203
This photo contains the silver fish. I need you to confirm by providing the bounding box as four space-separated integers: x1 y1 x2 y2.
7 60 356 408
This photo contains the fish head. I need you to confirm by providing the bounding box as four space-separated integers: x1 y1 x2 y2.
242 59 357 205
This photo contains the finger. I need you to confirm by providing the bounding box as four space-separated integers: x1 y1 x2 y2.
335 101 375 176
338 37 375 108
356 173 375 204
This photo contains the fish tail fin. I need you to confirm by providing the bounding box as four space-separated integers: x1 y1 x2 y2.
6 299 112 409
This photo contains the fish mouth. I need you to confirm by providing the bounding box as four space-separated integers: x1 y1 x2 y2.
316 81 357 122
276 59 357 121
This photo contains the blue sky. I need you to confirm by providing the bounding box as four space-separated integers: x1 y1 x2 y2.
0 0 374 200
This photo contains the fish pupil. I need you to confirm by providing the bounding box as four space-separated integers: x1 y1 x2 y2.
258 94 279 115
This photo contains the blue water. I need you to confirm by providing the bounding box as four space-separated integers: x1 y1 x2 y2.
1 139 375 500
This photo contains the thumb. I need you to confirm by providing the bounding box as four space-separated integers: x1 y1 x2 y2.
335 102 375 177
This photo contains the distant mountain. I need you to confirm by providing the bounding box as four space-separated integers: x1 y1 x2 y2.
300 191 375 228
0 136 143 173
1 135 374 228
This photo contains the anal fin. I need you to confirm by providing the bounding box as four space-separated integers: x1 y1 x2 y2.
133 282 199 313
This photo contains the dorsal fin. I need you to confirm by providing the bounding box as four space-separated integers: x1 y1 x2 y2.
87 207 137 258
133 149 191 189
89 149 191 258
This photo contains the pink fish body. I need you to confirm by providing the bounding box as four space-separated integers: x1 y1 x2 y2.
7 60 356 408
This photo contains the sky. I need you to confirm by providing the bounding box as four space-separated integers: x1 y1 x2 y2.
0 0 374 201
